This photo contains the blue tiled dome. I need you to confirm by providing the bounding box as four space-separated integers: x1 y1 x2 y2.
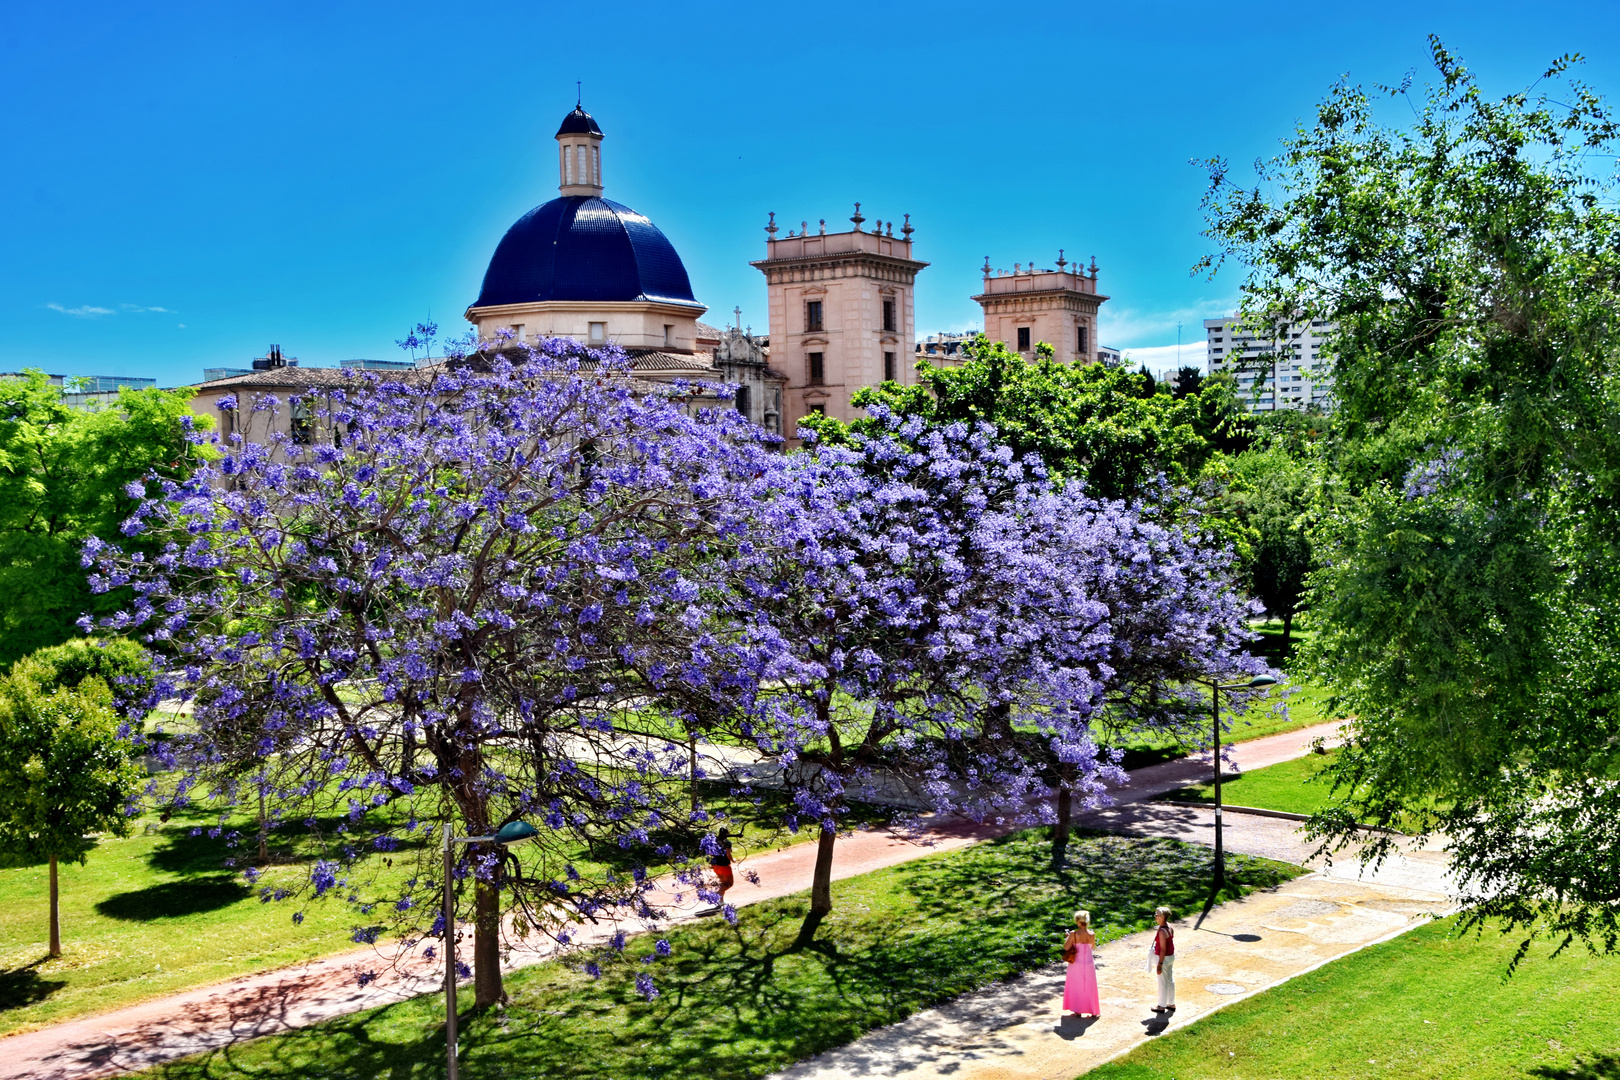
472 196 701 309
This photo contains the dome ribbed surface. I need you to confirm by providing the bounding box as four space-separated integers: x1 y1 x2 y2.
555 106 603 137
472 196 700 309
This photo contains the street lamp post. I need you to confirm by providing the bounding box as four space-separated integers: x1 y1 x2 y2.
1204 674 1277 890
442 819 538 1080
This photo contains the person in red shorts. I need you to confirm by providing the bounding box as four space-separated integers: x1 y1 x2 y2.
709 826 743 903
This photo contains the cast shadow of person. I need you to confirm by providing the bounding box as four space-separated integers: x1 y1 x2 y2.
1052 1013 1099 1040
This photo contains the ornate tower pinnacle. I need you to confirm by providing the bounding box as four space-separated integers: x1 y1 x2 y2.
556 103 604 198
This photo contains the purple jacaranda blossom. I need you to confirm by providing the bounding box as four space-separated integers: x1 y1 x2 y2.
80 334 1260 999
79 338 812 1006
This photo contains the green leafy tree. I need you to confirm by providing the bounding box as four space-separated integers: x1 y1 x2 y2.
0 372 209 666
1222 446 1319 646
1171 365 1205 399
0 668 143 957
1200 38 1620 960
8 637 155 706
804 336 1250 502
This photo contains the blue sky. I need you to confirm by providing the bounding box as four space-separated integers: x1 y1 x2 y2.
4 1 1617 387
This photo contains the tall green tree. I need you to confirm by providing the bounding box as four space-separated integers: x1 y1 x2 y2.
1201 38 1620 960
0 372 209 666
1222 445 1319 646
803 336 1250 501
0 667 143 957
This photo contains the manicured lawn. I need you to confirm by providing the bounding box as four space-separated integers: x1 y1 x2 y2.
0 786 867 1036
137 830 1301 1080
0 809 374 1037
1087 915 1620 1080
1163 749 1341 817
1107 681 1336 772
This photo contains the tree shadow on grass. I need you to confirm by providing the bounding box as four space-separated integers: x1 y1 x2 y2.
149 1000 450 1080
1531 1056 1620 1080
143 814 433 877
0 957 67 1010
96 877 251 921
140 831 1299 1080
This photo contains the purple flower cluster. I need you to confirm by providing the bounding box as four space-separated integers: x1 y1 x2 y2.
80 336 1262 995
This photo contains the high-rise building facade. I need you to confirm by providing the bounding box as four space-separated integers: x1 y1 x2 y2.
1205 317 1336 412
753 206 926 442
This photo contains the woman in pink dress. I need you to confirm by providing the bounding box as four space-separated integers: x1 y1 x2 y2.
1062 909 1101 1017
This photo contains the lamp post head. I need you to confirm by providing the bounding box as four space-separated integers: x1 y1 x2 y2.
1247 675 1278 689
493 821 539 846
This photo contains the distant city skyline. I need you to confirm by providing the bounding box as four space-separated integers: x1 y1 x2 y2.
3 1 1615 387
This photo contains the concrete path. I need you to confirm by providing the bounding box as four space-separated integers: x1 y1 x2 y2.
0 720 1352 1080
771 849 1452 1080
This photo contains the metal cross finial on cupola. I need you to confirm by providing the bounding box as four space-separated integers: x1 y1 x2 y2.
576 81 581 106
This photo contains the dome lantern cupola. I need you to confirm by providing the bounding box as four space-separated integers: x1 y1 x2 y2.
556 104 603 198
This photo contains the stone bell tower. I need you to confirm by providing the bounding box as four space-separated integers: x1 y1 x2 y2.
973 251 1108 365
752 204 927 445
555 103 603 197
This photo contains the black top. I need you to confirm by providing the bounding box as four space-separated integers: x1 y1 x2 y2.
556 105 603 137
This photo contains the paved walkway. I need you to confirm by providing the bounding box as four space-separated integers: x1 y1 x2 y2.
772 850 1452 1080
0 720 1355 1080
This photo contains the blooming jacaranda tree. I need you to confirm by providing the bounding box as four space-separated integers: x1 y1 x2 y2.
699 408 1261 945
81 340 805 1005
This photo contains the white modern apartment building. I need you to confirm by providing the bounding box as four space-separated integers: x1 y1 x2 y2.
1204 317 1335 412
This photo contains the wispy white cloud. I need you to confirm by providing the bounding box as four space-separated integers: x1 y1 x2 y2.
1114 342 1210 376
1101 297 1239 350
47 303 116 318
47 301 178 318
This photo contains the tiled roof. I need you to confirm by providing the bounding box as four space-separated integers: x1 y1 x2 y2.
193 361 716 402
694 321 722 341
617 350 721 373
193 367 386 390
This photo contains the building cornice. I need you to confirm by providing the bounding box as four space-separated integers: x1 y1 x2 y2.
465 298 708 321
972 289 1111 307
751 252 929 286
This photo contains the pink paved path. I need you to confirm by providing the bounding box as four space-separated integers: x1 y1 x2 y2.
0 720 1343 1080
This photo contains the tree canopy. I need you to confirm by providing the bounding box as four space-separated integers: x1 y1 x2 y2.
1201 38 1620 960
0 372 209 667
0 658 144 955
801 337 1251 502
85 338 1261 997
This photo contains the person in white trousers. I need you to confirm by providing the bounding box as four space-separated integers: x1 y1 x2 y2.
1151 906 1176 1012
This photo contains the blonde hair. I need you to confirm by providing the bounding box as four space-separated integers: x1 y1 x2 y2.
1074 910 1090 927
1155 906 1173 921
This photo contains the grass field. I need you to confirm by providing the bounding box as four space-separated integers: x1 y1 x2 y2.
1087 915 1620 1080
1106 678 1337 771
0 785 873 1036
1164 749 1341 817
134 828 1299 1080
